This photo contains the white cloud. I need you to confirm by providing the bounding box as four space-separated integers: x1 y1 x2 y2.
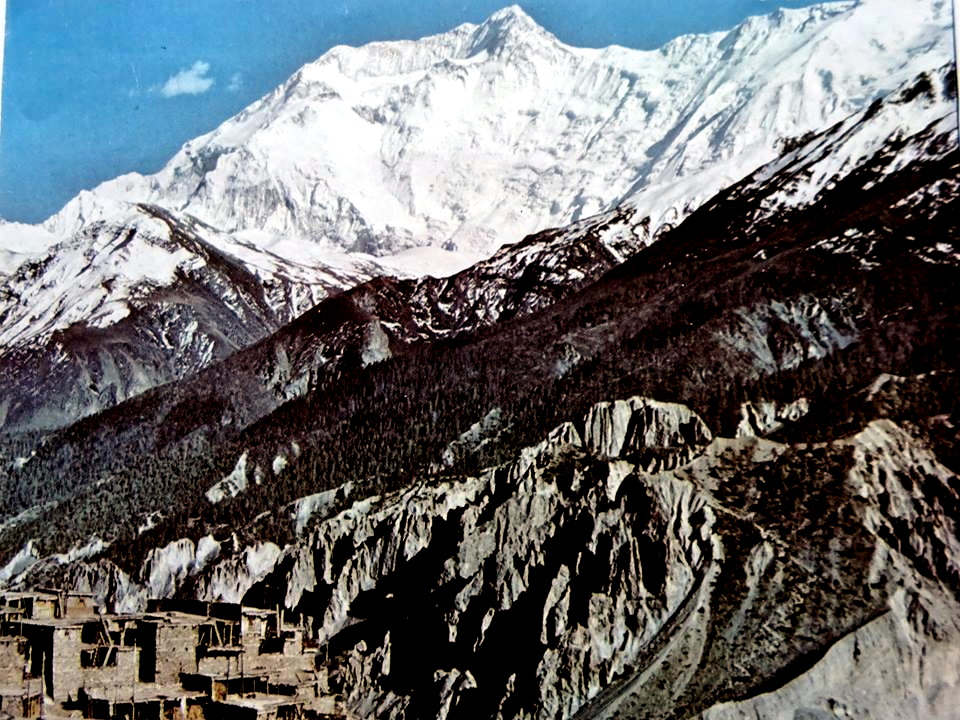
158 61 215 98
227 73 243 93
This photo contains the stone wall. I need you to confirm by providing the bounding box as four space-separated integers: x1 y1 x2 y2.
0 688 42 719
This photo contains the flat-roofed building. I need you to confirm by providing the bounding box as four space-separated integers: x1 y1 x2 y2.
241 608 278 654
1 592 326 719
21 617 89 702
82 683 207 720
62 591 99 618
181 671 267 702
1 591 60 620
139 612 206 685
0 605 26 638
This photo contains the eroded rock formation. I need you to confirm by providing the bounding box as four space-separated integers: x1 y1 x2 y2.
52 389 958 719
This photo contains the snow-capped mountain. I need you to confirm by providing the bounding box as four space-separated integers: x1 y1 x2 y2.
35 0 954 260
0 0 953 433
0 203 394 430
0 221 58 278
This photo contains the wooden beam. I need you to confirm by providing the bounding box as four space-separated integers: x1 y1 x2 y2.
99 615 116 648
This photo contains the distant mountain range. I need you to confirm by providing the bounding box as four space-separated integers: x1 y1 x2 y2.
0 0 953 433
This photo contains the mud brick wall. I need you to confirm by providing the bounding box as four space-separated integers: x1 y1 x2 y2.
0 637 26 685
51 626 83 702
155 624 200 686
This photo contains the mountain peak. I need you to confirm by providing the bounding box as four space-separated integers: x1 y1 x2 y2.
469 4 554 54
485 4 536 26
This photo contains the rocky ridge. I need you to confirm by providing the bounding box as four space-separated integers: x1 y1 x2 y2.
41 384 960 720
0 202 646 477
0 204 375 430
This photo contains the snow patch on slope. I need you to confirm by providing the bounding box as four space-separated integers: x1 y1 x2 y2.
0 541 40 585
206 452 250 504
0 221 59 276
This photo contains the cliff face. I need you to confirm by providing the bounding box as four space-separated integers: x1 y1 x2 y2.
698 610 960 720
271 398 717 720
74 387 951 720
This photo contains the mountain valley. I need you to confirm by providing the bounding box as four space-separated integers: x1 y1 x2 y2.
0 2 958 719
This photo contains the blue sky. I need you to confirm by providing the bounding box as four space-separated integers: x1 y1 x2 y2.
0 0 825 224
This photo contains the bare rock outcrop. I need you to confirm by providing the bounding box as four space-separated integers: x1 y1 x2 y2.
255 398 959 720
43 392 960 720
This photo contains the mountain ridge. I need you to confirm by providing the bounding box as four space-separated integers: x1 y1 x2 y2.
9 0 952 263
0 0 951 435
